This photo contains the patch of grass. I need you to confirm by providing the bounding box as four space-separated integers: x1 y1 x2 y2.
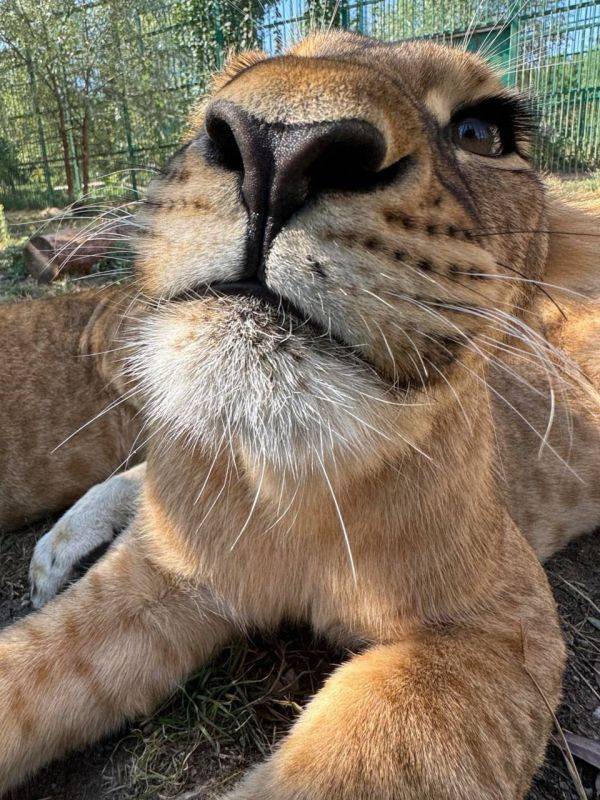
546 171 600 199
111 630 341 800
0 238 27 278
0 237 39 302
0 205 9 248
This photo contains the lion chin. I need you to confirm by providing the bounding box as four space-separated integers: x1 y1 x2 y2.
129 293 404 474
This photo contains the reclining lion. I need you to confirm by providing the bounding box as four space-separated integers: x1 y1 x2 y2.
1 31 599 799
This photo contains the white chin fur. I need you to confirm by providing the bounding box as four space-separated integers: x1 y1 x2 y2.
128 297 398 473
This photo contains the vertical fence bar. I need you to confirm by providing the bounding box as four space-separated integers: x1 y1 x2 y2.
121 98 138 195
60 62 82 200
110 2 138 195
25 55 54 204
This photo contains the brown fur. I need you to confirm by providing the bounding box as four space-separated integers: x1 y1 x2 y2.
0 288 142 531
1 30 599 799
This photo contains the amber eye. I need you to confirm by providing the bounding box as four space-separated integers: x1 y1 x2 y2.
452 118 503 157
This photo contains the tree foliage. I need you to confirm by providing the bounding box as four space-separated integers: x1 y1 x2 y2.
0 0 266 207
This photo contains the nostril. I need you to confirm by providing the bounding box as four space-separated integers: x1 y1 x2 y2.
197 102 413 281
275 119 408 200
312 145 413 194
308 131 385 193
204 113 244 173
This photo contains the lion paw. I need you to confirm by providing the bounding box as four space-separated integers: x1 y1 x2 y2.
29 464 145 608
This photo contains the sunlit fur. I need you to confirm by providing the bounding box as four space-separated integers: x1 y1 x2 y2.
0 30 599 800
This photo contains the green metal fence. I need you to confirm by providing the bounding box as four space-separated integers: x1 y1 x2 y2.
1 0 599 210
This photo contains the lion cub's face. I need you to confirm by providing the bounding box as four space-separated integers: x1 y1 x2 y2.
131 31 545 471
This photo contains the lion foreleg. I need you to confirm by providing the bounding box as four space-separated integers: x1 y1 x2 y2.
223 623 564 800
0 525 232 795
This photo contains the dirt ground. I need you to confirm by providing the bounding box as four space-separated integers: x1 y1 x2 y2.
0 521 598 800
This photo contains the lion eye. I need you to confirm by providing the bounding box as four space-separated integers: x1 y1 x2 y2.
452 118 503 157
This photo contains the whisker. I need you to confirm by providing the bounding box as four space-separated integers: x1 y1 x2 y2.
229 458 266 550
50 387 142 454
314 448 357 584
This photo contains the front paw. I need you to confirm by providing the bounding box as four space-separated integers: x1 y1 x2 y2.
29 491 115 607
29 470 142 607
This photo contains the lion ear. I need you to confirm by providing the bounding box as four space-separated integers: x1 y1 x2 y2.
545 197 600 298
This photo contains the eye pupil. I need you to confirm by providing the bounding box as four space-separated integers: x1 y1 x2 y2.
452 117 503 157
460 119 487 141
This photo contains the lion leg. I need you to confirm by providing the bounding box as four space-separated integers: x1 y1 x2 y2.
224 623 564 800
29 463 146 608
0 526 233 795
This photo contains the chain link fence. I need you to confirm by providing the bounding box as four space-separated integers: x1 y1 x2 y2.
0 0 599 210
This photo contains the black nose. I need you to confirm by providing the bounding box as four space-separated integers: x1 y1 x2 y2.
204 99 391 279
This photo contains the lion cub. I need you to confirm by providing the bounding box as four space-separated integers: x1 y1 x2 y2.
1 30 600 799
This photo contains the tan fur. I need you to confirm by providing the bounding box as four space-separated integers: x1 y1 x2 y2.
0 288 142 531
0 30 599 799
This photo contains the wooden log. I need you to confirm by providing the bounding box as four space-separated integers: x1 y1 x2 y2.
23 228 125 283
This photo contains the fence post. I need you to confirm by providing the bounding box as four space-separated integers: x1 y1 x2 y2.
357 0 365 33
59 62 82 201
25 54 54 204
109 2 138 196
214 0 225 69
340 0 349 28
121 98 138 195
505 17 519 89
0 204 8 249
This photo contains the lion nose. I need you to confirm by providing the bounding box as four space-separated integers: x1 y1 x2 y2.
204 99 389 279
